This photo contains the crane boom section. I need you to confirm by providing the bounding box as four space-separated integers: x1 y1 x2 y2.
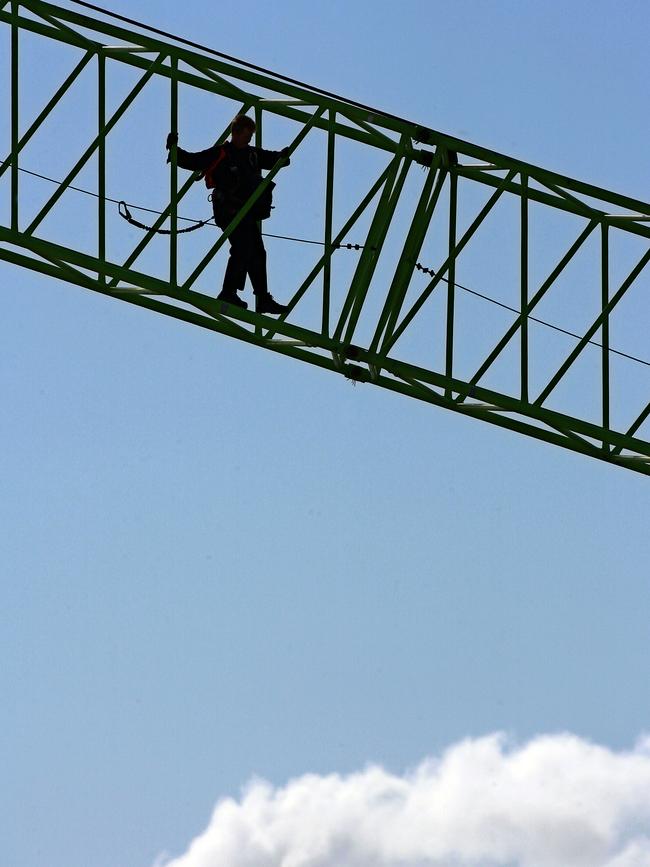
2 0 650 474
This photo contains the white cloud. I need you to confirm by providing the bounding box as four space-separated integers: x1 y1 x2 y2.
158 733 650 867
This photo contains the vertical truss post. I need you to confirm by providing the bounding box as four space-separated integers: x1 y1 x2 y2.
97 49 105 284
322 109 336 337
521 172 529 402
445 165 458 393
601 221 609 449
10 0 19 231
169 56 178 287
254 103 263 145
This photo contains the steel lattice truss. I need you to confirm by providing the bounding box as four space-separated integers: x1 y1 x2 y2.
2 0 650 474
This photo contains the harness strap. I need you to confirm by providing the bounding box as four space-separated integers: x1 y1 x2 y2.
204 146 228 189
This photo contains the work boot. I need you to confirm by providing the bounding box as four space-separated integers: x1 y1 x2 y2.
256 293 288 315
217 290 248 310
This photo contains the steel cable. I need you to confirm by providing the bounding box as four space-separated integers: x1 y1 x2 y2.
5 163 650 370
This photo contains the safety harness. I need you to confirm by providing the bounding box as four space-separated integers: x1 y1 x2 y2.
203 146 228 189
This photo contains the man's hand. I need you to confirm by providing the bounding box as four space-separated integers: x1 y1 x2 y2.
279 146 291 166
166 132 178 163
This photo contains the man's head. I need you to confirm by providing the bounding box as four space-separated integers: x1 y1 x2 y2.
230 114 256 149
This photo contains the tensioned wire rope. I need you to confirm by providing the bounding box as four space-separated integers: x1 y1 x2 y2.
8 163 650 371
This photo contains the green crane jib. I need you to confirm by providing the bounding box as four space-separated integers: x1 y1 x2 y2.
2 0 650 475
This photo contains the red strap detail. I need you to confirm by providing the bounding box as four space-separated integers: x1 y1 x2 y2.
204 147 227 188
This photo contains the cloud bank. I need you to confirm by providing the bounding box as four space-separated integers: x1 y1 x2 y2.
159 732 650 867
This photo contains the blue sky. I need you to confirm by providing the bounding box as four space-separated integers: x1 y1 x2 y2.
2 2 650 867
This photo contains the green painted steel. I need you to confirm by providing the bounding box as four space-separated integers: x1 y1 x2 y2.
1 0 650 475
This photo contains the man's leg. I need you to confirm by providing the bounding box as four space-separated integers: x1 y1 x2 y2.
220 222 249 306
245 221 269 298
244 220 288 314
218 216 287 315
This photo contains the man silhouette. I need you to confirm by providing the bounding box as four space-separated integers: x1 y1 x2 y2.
167 114 289 314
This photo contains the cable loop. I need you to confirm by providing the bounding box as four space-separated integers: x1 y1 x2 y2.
117 200 209 234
